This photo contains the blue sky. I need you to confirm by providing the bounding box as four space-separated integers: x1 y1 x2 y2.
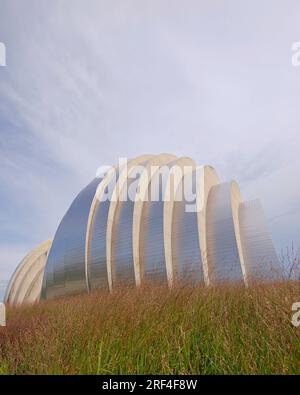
0 0 300 298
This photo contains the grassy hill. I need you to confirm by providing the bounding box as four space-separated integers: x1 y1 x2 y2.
0 282 299 375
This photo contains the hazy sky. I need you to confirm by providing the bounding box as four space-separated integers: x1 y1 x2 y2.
0 0 300 297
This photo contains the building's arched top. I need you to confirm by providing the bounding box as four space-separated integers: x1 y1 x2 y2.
5 240 52 305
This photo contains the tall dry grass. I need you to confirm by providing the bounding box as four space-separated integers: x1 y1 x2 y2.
0 282 299 375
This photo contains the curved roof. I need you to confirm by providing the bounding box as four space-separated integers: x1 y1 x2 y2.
4 240 52 305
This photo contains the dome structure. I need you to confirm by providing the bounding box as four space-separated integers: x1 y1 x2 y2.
4 240 52 305
5 154 283 305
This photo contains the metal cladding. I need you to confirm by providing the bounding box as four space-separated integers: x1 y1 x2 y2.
5 153 283 304
41 179 102 300
170 169 203 284
239 200 283 283
206 182 246 285
5 240 52 305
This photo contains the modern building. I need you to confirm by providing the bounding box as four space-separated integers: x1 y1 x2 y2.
5 154 282 305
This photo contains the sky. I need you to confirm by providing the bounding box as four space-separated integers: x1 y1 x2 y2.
0 0 300 299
